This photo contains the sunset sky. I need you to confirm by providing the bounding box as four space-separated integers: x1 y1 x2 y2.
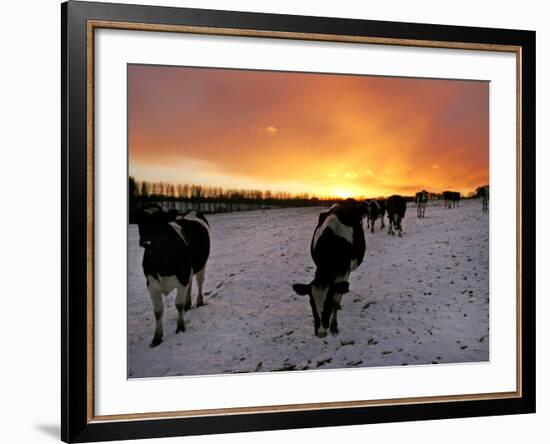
128 64 489 198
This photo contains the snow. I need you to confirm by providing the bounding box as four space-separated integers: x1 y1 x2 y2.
128 199 489 378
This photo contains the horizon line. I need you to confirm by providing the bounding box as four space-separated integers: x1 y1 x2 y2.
129 176 488 200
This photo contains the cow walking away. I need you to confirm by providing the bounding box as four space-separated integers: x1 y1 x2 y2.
366 199 386 232
415 190 428 218
292 199 367 337
386 195 406 236
136 205 211 347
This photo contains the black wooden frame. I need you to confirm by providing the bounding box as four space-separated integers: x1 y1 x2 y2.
62 1 536 442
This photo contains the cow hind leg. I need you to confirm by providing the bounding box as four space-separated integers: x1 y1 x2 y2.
394 215 402 237
390 215 399 236
148 286 164 347
175 283 190 333
195 266 206 307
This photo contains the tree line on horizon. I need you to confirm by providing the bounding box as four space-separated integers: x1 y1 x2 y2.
128 177 345 221
128 177 486 222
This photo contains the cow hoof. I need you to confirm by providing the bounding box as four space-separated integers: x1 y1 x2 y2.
330 327 339 335
398 232 402 237
150 337 163 348
196 300 204 308
183 302 191 311
176 323 185 333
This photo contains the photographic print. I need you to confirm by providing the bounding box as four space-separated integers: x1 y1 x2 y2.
127 64 490 378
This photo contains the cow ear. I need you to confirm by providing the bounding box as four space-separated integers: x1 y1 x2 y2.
331 281 350 294
292 283 311 296
317 211 329 227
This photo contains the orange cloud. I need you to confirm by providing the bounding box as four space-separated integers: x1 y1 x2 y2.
128 65 488 197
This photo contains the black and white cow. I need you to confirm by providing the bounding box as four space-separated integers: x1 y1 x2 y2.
415 190 428 218
366 199 386 232
292 199 367 337
386 195 406 236
136 205 211 347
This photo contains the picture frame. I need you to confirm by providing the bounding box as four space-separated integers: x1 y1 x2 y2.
61 1 536 442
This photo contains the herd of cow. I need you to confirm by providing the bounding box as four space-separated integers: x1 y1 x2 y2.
135 187 490 346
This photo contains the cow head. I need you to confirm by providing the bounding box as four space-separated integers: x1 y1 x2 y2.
166 209 180 221
292 280 350 337
136 205 171 248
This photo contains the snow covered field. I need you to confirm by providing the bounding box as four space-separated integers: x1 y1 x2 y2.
128 199 489 378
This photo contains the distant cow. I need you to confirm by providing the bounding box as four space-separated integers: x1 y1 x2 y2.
137 206 211 347
415 190 428 218
478 185 489 212
386 195 406 236
366 199 386 232
292 199 367 337
452 191 461 207
442 191 453 209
